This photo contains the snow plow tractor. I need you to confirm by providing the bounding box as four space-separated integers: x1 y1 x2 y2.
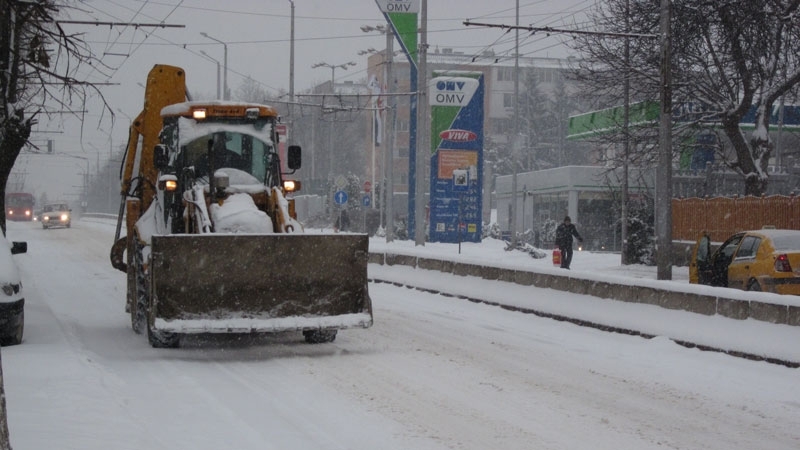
110 65 372 348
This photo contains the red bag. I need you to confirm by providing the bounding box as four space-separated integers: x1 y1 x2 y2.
552 248 561 266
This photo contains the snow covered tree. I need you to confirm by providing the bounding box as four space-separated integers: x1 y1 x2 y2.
517 68 551 172
0 0 107 234
235 77 271 104
572 0 800 196
1 3 107 447
493 66 590 177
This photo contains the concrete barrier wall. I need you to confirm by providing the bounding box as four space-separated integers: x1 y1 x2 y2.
370 252 800 327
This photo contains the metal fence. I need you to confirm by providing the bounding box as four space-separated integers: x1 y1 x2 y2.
672 195 800 241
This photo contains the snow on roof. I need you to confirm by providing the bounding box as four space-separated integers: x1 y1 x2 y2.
161 100 277 117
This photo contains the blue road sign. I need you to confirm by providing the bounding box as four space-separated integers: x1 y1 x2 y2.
334 190 348 205
362 195 371 207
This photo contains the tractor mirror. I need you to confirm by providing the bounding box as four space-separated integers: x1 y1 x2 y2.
287 145 301 170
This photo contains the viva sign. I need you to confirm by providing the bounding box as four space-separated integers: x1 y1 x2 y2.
428 72 484 244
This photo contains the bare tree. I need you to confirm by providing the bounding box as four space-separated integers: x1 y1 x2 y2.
572 0 800 196
234 76 270 104
1 2 109 447
1 0 109 234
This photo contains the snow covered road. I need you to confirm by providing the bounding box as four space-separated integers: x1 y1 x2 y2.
2 219 798 449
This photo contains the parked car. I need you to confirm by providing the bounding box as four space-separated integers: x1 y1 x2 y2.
690 228 800 295
41 203 71 229
0 236 27 346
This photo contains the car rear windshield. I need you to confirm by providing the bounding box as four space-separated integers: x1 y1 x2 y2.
769 234 800 251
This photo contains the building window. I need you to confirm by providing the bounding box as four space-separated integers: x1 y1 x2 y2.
397 120 409 132
535 68 559 83
497 67 514 82
503 93 514 109
398 146 409 157
493 119 512 134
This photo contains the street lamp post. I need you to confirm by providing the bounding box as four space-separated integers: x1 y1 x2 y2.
312 60 356 184
360 24 396 224
362 23 398 241
199 50 221 99
311 61 356 92
288 0 295 121
59 153 90 211
200 32 228 100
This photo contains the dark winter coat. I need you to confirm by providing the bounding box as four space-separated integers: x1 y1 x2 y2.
555 222 582 248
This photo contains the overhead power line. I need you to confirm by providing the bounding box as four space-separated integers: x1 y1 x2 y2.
463 21 657 39
56 20 185 29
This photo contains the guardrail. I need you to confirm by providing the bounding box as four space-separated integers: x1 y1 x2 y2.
79 212 120 221
368 252 800 328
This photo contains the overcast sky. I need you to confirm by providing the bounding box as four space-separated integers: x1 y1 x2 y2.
15 0 592 202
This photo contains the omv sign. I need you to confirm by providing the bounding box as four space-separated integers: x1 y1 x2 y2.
439 129 477 142
429 77 479 107
376 0 419 13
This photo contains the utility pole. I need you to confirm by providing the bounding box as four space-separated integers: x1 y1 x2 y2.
288 0 295 127
656 0 673 280
414 0 428 246
510 0 520 248
621 0 630 265
385 22 395 242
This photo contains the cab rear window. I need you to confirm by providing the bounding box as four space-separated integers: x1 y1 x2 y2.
770 235 800 251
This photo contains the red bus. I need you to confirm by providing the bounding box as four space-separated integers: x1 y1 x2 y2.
5 192 35 221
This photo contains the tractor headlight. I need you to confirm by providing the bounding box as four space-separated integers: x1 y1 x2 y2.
283 180 300 193
164 179 178 191
158 174 179 192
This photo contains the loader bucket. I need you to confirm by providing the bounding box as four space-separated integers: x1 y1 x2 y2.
148 233 373 334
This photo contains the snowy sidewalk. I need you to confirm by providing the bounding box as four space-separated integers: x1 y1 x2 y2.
369 258 800 367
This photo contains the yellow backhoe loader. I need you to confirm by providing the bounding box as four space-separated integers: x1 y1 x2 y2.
110 65 372 347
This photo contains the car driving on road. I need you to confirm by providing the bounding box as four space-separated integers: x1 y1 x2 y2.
41 203 71 229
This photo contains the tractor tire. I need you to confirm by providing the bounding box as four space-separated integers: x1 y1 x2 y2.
130 242 148 335
147 322 180 348
0 311 23 346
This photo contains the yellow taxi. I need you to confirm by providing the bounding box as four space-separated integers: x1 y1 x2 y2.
689 228 800 294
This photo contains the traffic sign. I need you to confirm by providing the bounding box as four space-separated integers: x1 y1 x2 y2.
362 195 371 207
335 175 347 189
334 190 348 205
363 180 372 193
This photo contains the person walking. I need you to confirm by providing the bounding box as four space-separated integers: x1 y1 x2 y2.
555 215 583 269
